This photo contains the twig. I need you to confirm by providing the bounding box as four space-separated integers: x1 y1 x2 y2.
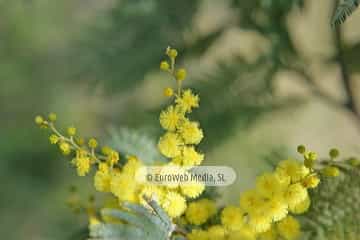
333 0 359 118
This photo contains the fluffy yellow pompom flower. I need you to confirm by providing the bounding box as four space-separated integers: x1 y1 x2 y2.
249 213 272 233
185 198 216 225
256 172 284 198
221 206 244 230
187 229 209 240
160 106 182 131
258 227 278 240
180 182 205 198
158 132 182 158
94 163 112 192
161 191 186 218
277 216 300 240
240 190 263 213
284 183 308 209
207 225 227 240
301 174 320 188
182 146 204 166
228 225 256 240
265 195 288 222
74 150 91 176
122 156 142 176
289 195 310 214
175 89 199 113
139 185 165 206
277 160 309 183
178 120 203 144
274 169 291 188
110 173 138 202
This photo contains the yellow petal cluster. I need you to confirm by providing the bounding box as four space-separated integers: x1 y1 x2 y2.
161 191 187 218
221 206 244 230
175 89 199 113
94 163 112 192
160 106 182 131
178 120 203 144
185 198 217 225
236 159 312 235
73 149 91 176
276 216 300 240
180 182 205 198
110 156 143 203
158 132 182 158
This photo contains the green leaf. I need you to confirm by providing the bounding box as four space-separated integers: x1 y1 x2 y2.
107 127 166 164
301 167 360 239
89 223 144 239
90 200 176 240
332 0 359 27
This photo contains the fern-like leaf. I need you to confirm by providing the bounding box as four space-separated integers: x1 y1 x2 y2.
300 167 360 240
332 0 359 27
107 127 166 164
89 199 177 240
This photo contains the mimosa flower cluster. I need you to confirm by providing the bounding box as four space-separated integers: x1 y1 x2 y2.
35 47 344 240
186 146 341 240
35 47 205 221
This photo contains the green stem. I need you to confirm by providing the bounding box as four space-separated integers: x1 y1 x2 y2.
49 122 105 164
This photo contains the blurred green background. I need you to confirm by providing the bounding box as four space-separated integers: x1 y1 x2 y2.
1 0 360 239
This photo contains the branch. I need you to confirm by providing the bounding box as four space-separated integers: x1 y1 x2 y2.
333 8 359 118
284 64 345 110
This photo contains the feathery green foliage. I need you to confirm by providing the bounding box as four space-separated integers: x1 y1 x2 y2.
301 166 360 240
108 127 166 164
90 200 177 240
332 0 359 27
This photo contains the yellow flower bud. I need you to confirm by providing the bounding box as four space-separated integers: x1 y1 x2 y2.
88 138 98 148
35 115 44 125
48 112 57 122
76 137 85 146
49 134 59 144
67 127 76 136
176 68 187 81
307 152 317 161
329 148 339 159
302 175 320 188
160 61 170 71
107 150 119 166
163 87 174 97
304 151 317 168
323 166 340 177
166 47 178 58
59 142 71 155
297 145 306 154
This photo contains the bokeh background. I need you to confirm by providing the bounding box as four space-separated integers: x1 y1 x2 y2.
1 0 360 239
